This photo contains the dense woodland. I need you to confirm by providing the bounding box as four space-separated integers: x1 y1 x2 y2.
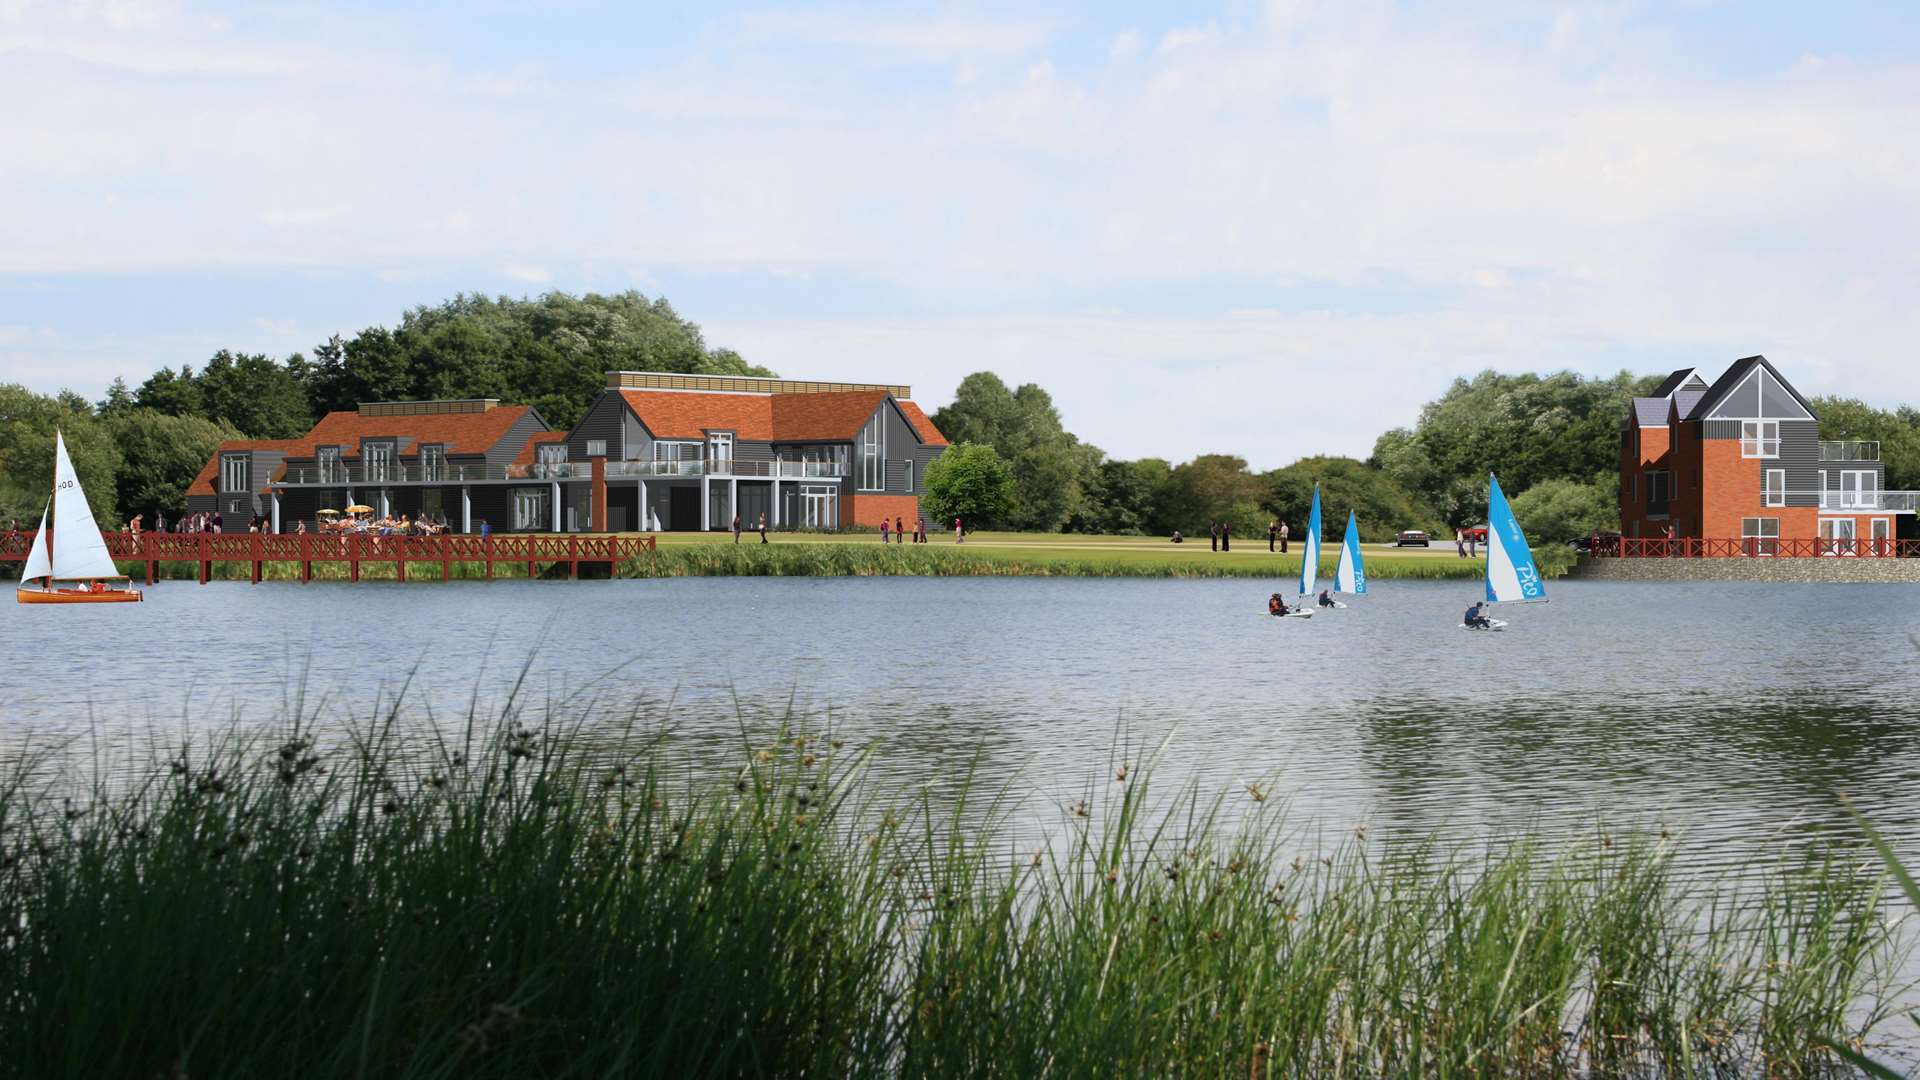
4 290 1918 543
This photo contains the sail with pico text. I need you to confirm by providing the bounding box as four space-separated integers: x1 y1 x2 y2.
1484 473 1546 605
1298 483 1323 597
1333 510 1365 595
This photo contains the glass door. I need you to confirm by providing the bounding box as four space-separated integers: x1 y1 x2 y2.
1819 518 1856 556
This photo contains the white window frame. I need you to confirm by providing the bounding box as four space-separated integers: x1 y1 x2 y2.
1762 468 1785 508
537 442 567 464
363 441 396 482
859 414 884 491
706 432 734 472
220 454 249 494
1741 516 1779 556
585 438 607 458
512 487 550 531
420 444 447 482
1740 420 1780 459
317 446 343 484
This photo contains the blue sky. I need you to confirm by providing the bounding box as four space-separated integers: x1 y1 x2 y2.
4 0 1919 466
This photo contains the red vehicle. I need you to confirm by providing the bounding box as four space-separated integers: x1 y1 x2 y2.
1462 525 1488 543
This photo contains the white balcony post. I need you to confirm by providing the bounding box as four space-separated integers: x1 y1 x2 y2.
550 481 561 532
378 490 388 518
701 476 710 531
773 477 781 527
462 486 471 533
270 491 280 534
729 478 738 527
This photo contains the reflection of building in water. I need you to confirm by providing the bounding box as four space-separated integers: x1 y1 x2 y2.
187 372 948 534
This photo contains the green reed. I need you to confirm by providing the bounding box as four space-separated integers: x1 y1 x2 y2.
0 703 1901 1078
616 543 1517 580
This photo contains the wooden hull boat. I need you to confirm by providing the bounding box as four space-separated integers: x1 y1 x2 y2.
17 584 142 604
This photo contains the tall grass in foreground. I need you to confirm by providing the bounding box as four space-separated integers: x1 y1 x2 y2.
0 708 1902 1078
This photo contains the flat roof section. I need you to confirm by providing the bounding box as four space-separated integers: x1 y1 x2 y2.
605 371 911 397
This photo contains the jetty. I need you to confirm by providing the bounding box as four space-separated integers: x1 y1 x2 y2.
0 531 656 584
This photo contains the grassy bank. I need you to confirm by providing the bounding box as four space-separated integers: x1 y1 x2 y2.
0 708 1901 1078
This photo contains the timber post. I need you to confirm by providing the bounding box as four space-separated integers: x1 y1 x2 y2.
144 535 155 586
198 534 210 585
349 534 360 583
300 535 311 583
250 534 261 584
569 535 578 579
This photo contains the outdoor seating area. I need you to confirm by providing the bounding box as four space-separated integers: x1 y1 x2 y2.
310 507 452 537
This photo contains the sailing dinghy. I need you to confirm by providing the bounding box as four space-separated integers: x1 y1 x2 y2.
1461 473 1542 630
1298 483 1323 600
16 431 142 604
1325 510 1364 609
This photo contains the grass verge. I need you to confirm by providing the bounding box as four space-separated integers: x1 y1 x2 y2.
0 704 1901 1078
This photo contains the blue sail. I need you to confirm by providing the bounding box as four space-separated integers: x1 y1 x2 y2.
1298 484 1322 596
1485 473 1547 604
1334 510 1365 594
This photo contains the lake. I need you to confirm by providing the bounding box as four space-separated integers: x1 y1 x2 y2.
6 576 1920 880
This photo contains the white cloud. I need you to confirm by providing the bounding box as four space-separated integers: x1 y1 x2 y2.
500 264 552 284
733 9 1061 63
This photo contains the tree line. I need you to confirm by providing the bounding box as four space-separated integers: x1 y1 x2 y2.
5 288 1917 542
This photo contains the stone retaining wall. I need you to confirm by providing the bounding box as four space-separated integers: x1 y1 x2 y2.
1573 555 1920 583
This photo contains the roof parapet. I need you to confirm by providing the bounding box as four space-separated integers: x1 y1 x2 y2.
605 371 910 397
358 399 500 417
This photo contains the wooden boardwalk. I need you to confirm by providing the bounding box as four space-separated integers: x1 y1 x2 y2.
0 531 658 584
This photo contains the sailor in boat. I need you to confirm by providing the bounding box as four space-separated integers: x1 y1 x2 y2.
1317 588 1337 609
1268 593 1289 616
1463 601 1494 630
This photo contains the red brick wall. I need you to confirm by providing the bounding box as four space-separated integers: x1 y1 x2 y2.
1619 423 1675 537
843 494 923 529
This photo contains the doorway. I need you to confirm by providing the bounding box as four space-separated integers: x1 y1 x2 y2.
669 487 700 531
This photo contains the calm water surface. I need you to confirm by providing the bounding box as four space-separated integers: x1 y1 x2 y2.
5 576 1920 877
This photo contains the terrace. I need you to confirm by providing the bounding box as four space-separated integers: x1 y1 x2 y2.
1819 440 1881 461
272 458 852 486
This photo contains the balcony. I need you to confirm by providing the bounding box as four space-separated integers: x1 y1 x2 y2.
602 460 850 480
274 458 855 486
1787 490 1920 513
1820 440 1880 462
276 462 516 485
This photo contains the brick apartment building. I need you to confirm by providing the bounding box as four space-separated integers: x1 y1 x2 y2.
1619 355 1914 552
187 372 948 532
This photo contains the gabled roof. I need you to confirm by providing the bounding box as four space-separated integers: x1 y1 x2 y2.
1629 398 1670 427
1672 387 1707 420
185 438 309 496
1683 355 1818 421
1649 368 1708 398
616 389 946 445
298 404 541 457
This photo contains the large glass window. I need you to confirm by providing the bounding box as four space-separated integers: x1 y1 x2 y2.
512 487 550 531
1741 516 1779 556
317 446 343 484
220 454 249 493
859 414 884 490
1740 420 1780 458
420 444 447 482
1645 470 1671 511
364 441 395 482
800 485 839 528
707 432 734 471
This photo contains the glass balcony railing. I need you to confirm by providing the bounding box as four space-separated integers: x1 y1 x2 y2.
1792 489 1920 512
1819 440 1880 462
274 458 854 485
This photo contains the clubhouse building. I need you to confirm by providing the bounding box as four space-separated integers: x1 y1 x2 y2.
1619 355 1913 551
187 372 949 533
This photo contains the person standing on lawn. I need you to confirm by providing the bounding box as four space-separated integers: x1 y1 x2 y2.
758 513 768 544
732 513 742 544
954 516 964 543
880 517 890 544
1279 519 1289 553
1221 521 1231 552
1210 522 1219 552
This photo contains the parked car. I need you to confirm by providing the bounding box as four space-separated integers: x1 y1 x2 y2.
1394 529 1430 547
1463 525 1488 543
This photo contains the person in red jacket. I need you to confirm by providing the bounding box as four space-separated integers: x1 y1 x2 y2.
954 517 964 544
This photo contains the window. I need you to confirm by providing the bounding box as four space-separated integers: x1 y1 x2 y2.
512 487 550 531
1645 471 1672 511
220 454 249 493
421 488 444 522
420 444 447 482
1837 469 1877 509
1763 468 1784 507
904 459 913 492
538 443 567 463
859 413 884 491
585 439 607 458
1741 516 1779 556
800 485 839 528
706 432 734 469
317 446 343 484
363 441 395 481
1740 420 1779 458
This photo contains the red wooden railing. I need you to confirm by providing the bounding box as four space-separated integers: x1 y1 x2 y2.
0 531 658 584
1588 536 1918 559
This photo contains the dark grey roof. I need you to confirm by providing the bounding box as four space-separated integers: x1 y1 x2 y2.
1673 388 1706 419
1683 354 1818 421
1631 398 1671 426
1648 368 1702 398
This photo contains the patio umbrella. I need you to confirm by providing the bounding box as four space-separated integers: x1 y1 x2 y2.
316 508 341 517
345 504 374 514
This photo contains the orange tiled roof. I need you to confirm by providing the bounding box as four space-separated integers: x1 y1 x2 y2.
619 389 944 444
511 431 569 466
185 438 310 497
895 401 949 447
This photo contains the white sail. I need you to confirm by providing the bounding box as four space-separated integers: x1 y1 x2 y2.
20 504 51 583
1334 510 1365 594
1297 484 1322 596
49 430 123 581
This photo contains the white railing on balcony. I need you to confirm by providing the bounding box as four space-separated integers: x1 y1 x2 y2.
277 458 854 485
1819 440 1881 462
1786 490 1920 512
604 459 850 479
278 462 515 485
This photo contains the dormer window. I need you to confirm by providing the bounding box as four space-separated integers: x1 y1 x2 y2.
420 444 447 481
538 443 567 465
220 454 249 493
363 441 396 481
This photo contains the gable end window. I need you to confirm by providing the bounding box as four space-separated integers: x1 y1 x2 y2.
1763 469 1785 507
220 454 249 493
859 413 885 491
1740 420 1779 458
585 439 607 458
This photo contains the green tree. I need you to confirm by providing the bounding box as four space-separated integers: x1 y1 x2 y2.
1159 454 1270 537
1508 475 1616 545
133 365 205 418
1262 456 1445 542
96 377 137 418
1073 458 1172 535
931 372 1099 531
0 384 124 531
195 350 314 438
104 409 241 523
1812 396 1920 491
920 443 1015 530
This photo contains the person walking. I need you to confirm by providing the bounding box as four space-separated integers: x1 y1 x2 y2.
1268 519 1278 553
1210 522 1220 552
894 516 904 546
758 513 768 544
1279 519 1289 553
211 510 224 533
1467 530 1477 559
1221 521 1231 552
479 518 491 541
1456 529 1466 558
880 517 890 544
154 510 166 534
732 512 742 544
954 516 964 543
